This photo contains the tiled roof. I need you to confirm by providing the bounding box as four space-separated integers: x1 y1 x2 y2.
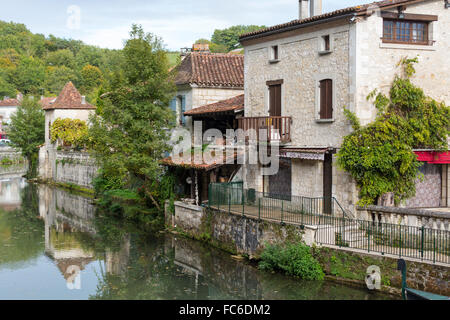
184 94 244 116
162 151 239 171
0 98 19 107
39 97 57 109
240 0 427 41
43 82 96 110
174 53 244 88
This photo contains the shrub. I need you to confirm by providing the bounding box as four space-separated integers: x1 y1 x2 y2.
259 242 325 280
50 118 89 149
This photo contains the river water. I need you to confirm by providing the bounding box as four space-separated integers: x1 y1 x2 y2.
0 169 396 300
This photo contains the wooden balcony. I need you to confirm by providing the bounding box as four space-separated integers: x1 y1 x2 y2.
237 116 292 144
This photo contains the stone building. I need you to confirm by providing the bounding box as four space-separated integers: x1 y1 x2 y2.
239 0 450 214
38 82 96 185
164 53 245 205
171 51 244 131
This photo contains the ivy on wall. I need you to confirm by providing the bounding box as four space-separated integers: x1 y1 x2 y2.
338 57 450 206
50 118 89 150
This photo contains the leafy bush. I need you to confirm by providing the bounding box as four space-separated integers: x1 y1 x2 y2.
338 57 450 206
259 242 325 280
50 117 89 149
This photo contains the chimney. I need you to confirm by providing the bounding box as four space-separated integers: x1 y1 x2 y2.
81 96 86 104
299 0 322 20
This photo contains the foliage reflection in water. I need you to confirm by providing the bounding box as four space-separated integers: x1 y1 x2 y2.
0 175 396 300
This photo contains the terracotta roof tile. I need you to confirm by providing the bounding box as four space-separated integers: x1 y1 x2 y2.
0 98 19 107
38 97 57 109
43 82 96 110
162 151 239 171
184 94 244 116
240 0 427 41
174 53 244 88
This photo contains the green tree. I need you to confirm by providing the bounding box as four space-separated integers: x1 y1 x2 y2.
7 96 45 177
211 25 266 51
338 58 450 206
45 65 77 94
45 49 75 68
12 55 45 94
89 24 175 211
80 64 104 94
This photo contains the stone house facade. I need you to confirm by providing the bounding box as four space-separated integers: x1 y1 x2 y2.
38 82 96 186
171 52 244 132
239 0 450 214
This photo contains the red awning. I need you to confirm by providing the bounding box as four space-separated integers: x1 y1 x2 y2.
415 151 450 164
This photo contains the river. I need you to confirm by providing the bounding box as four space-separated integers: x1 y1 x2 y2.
0 170 396 300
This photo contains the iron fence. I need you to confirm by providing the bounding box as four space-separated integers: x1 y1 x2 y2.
208 183 450 265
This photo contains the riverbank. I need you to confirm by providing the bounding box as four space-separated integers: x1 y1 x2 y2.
0 177 396 300
166 202 449 297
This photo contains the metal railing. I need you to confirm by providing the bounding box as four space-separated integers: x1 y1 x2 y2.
208 183 349 225
208 183 450 265
316 217 450 265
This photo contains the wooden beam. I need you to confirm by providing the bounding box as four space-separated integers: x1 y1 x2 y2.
381 11 438 21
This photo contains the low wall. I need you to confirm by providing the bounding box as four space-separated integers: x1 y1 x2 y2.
54 151 97 189
0 147 24 163
171 201 315 258
169 202 450 296
357 206 450 231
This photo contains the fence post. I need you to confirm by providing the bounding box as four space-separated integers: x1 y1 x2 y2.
421 226 425 261
258 198 261 221
433 231 436 264
242 190 245 217
281 201 284 225
368 221 370 253
399 225 402 258
208 184 211 209
228 192 231 215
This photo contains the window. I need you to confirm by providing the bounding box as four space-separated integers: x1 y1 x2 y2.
382 19 430 45
270 45 279 61
319 79 333 120
323 35 330 51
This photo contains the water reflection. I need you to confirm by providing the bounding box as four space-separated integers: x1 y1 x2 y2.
0 173 396 300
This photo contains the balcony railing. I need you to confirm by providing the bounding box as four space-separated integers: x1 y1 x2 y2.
237 116 292 144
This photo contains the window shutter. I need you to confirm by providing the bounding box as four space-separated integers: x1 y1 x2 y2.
169 98 177 114
319 79 333 120
180 96 186 125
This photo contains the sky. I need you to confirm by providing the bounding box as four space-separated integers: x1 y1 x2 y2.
0 0 375 51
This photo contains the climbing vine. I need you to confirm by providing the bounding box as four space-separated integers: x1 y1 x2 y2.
50 118 89 150
338 57 450 206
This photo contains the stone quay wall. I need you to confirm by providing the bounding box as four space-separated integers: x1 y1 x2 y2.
168 201 450 296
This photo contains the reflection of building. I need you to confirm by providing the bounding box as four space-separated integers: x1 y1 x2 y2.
39 185 97 286
105 235 130 277
0 175 27 211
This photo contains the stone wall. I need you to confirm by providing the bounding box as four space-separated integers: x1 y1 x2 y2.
353 0 450 126
357 205 450 231
0 147 24 163
54 151 97 189
169 202 449 295
315 246 449 296
244 21 352 148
